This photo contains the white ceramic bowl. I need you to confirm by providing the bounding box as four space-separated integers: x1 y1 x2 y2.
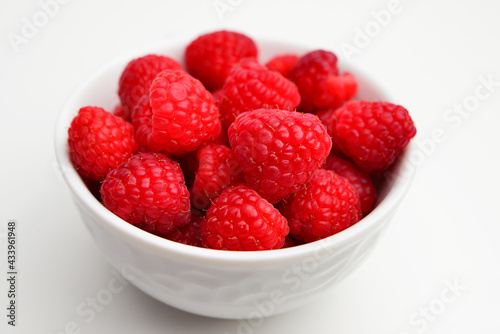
54 36 416 319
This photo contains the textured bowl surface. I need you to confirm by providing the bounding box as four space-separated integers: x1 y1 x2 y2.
54 36 416 319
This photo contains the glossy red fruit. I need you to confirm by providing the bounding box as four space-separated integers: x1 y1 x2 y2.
288 50 357 112
148 70 221 155
218 58 300 127
325 155 377 215
201 185 289 251
265 53 299 77
330 101 416 173
101 152 191 236
185 30 258 91
190 144 244 210
228 108 332 204
68 106 138 181
286 169 362 243
118 54 183 119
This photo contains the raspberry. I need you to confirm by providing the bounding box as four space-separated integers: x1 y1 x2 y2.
133 92 224 155
218 58 301 127
100 152 191 235
228 108 332 204
190 144 244 210
209 124 230 146
285 169 362 243
164 209 203 247
329 101 417 173
316 107 346 157
118 55 183 119
148 70 222 155
209 89 230 146
211 88 225 105
68 106 138 181
325 155 377 215
185 30 258 91
201 185 289 251
131 96 165 153
288 50 357 112
265 53 299 77
112 104 129 122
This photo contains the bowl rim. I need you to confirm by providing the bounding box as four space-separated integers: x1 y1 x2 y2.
54 35 416 266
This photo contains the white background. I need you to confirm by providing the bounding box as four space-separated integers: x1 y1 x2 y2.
1 0 500 333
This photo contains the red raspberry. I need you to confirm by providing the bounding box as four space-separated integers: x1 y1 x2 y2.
100 152 191 236
265 53 299 77
330 101 417 173
209 124 230 146
286 169 362 243
163 209 203 247
288 50 357 112
325 155 377 215
68 106 138 181
218 58 301 127
148 70 221 155
118 55 183 119
112 104 129 122
228 108 332 204
131 96 164 153
316 107 346 157
133 94 227 154
190 144 244 210
185 30 258 91
209 89 231 146
211 88 225 105
201 185 289 251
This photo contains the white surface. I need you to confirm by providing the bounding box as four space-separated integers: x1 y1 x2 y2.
1 0 499 333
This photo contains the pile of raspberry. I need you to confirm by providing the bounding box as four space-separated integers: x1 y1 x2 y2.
68 30 416 251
